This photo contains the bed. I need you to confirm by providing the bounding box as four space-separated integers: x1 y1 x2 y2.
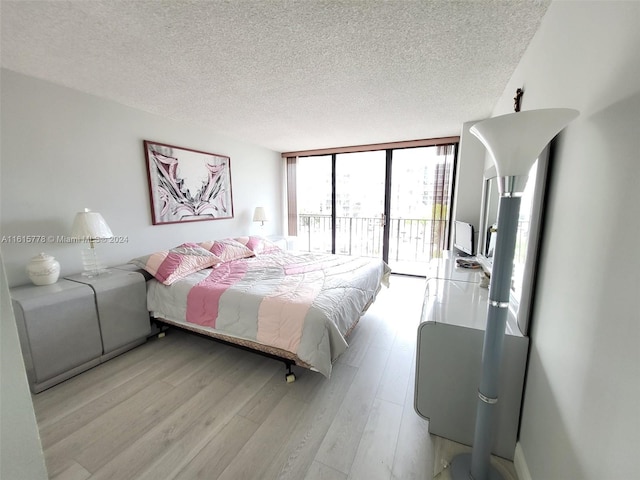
132 237 390 380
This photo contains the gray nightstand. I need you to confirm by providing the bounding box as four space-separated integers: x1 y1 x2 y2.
66 268 150 361
11 280 103 393
11 268 150 393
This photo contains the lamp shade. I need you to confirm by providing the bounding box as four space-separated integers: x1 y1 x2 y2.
253 207 267 223
71 208 113 239
470 108 579 178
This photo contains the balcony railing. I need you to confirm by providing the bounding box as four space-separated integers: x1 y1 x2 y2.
298 214 448 263
297 214 532 274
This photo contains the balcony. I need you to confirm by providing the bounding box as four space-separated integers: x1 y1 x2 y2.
297 214 448 275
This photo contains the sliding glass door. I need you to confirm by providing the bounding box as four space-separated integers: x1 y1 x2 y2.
335 151 387 257
387 146 454 275
296 155 332 253
290 141 457 276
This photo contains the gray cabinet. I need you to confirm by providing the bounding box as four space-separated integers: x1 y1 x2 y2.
66 269 150 359
11 269 150 393
11 280 103 393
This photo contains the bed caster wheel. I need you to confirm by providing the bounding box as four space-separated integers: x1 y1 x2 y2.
157 332 166 339
286 372 296 383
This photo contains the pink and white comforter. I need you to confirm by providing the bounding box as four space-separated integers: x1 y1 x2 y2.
146 250 390 377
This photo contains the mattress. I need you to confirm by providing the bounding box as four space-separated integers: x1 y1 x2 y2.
146 249 390 377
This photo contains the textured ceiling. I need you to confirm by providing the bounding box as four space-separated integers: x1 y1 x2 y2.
1 1 550 153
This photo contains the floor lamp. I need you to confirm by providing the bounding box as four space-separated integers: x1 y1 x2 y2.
451 108 579 480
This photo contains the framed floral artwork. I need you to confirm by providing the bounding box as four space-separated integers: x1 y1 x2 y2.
144 140 234 225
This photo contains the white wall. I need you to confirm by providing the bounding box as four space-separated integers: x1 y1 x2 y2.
0 253 48 480
1 69 283 287
491 2 639 479
452 120 486 237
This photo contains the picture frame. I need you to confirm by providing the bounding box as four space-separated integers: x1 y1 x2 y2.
144 140 234 225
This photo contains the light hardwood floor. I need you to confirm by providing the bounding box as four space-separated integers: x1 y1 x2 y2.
31 275 441 479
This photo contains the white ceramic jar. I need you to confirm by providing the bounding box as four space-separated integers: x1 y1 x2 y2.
26 253 60 285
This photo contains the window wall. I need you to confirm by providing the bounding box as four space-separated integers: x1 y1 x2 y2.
285 138 458 276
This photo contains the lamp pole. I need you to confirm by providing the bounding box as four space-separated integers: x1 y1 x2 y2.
451 182 523 480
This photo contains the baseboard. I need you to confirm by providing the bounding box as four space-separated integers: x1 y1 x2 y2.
514 442 532 480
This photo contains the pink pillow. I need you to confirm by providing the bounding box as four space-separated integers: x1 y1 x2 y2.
198 238 255 262
129 243 221 285
234 236 281 254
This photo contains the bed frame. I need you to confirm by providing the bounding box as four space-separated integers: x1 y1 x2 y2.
152 312 364 383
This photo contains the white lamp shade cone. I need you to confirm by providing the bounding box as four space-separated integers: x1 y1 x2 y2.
253 207 267 223
71 208 113 240
470 108 579 178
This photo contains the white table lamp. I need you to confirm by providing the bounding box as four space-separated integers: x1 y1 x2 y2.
253 206 267 226
71 208 113 276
